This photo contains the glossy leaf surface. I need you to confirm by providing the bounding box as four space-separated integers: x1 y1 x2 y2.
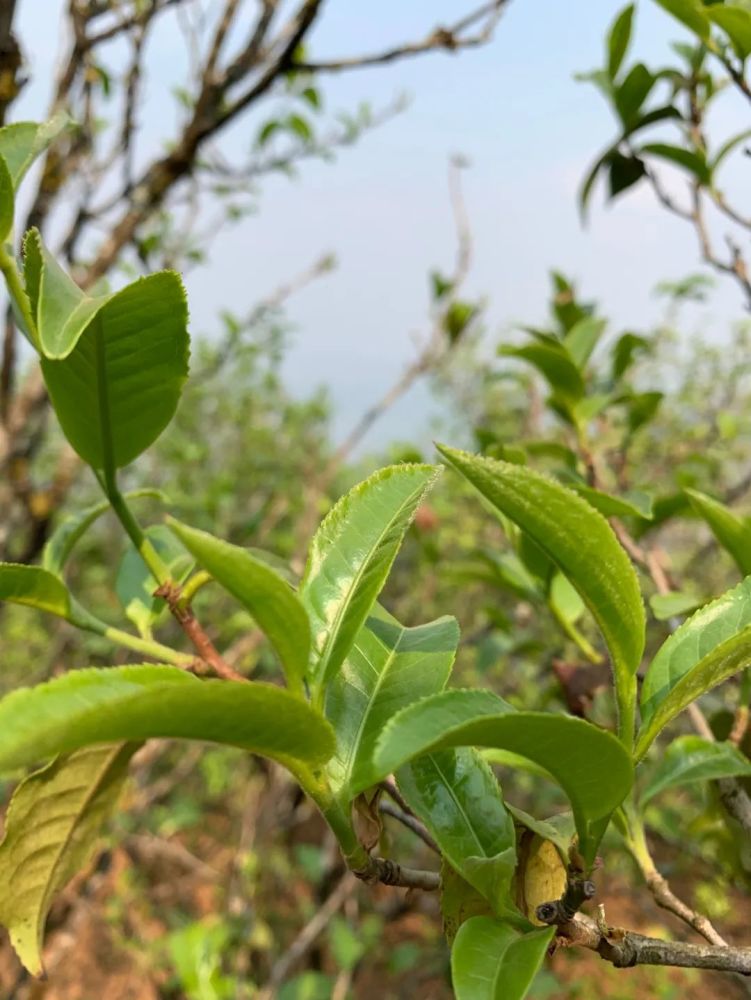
451 918 554 1000
0 666 335 776
398 748 517 915
300 464 438 695
326 609 458 797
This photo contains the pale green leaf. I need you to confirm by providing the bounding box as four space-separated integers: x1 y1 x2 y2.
0 665 335 776
116 525 193 635
42 489 167 578
0 563 73 620
0 114 71 191
300 464 439 697
437 446 645 744
563 316 606 369
708 5 751 60
652 0 710 38
451 918 554 1000
167 518 311 695
641 735 751 806
649 591 702 621
0 743 136 974
571 483 654 520
638 577 751 758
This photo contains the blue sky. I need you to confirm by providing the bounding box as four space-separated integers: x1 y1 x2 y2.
14 1 749 447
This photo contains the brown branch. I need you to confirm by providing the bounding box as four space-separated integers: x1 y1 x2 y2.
154 581 247 682
352 855 440 891
379 800 440 854
553 912 751 975
290 0 508 73
642 864 727 947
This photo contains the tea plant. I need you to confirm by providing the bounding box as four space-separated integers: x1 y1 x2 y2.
2 116 751 999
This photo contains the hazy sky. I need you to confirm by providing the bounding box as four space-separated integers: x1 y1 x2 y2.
14 1 750 448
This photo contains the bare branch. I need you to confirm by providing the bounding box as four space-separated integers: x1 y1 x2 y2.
290 0 509 74
554 911 751 975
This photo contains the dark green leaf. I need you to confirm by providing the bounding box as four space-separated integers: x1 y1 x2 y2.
372 689 634 863
608 5 636 79
641 142 711 183
41 271 189 475
571 483 654 520
611 331 651 380
451 918 554 1000
499 342 584 407
398 749 517 916
615 64 655 125
609 152 647 197
0 563 75 622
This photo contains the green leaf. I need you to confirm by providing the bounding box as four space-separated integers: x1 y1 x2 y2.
326 609 458 797
42 489 166 578
444 301 478 343
372 689 634 863
300 464 439 697
167 518 311 695
711 128 751 172
287 113 313 142
28 231 111 359
625 390 663 434
638 577 751 758
499 343 584 407
437 446 645 745
0 114 71 191
615 63 655 125
0 155 13 241
41 270 189 475
608 5 636 79
0 665 335 777
451 918 554 1000
708 5 751 60
398 749 518 917
441 862 495 945
685 487 751 576
0 563 74 621
649 590 702 621
641 735 751 806
571 483 654 520
116 525 193 635
640 142 711 183
653 0 710 39
563 316 605 369
608 151 647 196
0 743 137 974
611 331 651 380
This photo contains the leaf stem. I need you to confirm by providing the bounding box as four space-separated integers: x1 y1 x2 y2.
0 241 37 349
69 601 198 669
177 569 212 609
105 481 172 584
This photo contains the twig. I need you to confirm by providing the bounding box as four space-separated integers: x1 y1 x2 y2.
352 855 440 891
379 800 440 854
257 873 358 999
290 1 508 73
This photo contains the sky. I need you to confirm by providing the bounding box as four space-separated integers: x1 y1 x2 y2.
13 0 751 449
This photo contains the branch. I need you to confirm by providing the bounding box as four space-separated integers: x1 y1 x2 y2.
379 800 440 854
290 0 508 73
352 855 440 891
553 911 751 976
